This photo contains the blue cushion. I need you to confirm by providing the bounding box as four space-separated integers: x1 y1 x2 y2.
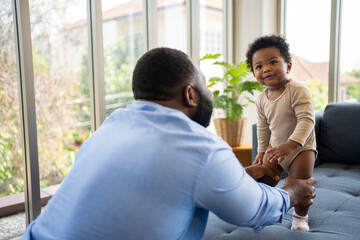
203 163 360 240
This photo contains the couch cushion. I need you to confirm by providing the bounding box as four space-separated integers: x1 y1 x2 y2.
319 103 360 165
202 163 360 240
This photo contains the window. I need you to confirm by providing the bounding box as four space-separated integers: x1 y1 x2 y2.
199 0 225 119
339 0 360 103
199 0 223 57
285 0 331 109
102 0 144 116
0 0 231 225
199 0 224 80
29 0 91 189
157 0 187 52
0 0 26 236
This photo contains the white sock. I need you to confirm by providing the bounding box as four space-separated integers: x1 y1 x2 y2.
291 212 309 231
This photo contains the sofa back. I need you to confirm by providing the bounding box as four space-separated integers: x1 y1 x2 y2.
317 103 360 165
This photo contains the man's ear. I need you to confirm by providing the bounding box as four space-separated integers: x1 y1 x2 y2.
184 85 197 107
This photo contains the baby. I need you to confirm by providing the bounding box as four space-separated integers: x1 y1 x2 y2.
246 35 317 231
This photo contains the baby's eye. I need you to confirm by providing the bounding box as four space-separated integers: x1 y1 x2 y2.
270 61 277 65
255 65 262 70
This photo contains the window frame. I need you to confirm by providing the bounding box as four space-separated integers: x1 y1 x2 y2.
283 0 344 103
8 0 233 225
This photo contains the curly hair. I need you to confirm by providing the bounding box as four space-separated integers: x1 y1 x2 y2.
246 35 291 72
132 47 197 100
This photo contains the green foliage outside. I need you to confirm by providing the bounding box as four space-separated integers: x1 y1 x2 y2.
0 7 142 196
200 53 264 121
102 35 142 115
347 69 360 102
306 79 328 110
346 84 360 102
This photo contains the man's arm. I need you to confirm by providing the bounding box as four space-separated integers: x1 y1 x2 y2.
245 164 316 208
194 149 316 229
245 164 280 187
283 176 316 208
194 149 290 229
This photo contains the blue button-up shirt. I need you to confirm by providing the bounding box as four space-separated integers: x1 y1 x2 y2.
22 101 289 240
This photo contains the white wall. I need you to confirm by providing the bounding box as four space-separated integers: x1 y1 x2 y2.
233 0 279 143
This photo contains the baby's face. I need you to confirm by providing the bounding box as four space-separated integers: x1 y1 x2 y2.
252 47 292 90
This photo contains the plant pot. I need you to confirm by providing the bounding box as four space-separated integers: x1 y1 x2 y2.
213 118 247 147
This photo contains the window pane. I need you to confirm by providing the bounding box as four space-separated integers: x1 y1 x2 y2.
0 0 26 237
285 0 331 109
339 0 360 103
29 0 91 189
102 0 144 116
199 0 224 82
199 0 224 120
157 0 187 52
199 0 223 58
199 0 225 80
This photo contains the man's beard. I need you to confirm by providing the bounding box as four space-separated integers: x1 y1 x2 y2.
192 88 213 128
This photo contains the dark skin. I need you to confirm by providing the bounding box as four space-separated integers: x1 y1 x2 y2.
145 65 316 210
252 47 316 215
261 149 316 214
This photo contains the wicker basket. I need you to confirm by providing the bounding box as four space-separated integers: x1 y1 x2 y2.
213 118 247 147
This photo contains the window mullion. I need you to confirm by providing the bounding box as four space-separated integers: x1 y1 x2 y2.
329 0 342 103
144 0 157 51
187 0 199 64
87 0 106 131
223 0 233 64
12 0 41 225
277 0 286 35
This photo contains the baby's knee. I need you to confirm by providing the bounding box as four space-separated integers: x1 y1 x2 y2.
257 154 282 187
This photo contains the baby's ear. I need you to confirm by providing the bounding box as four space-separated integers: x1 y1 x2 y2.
286 61 292 74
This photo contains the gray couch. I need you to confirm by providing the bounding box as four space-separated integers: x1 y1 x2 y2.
203 102 360 240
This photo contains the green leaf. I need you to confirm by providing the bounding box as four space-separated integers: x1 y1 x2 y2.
245 97 255 104
213 90 220 99
232 103 243 120
214 61 233 69
200 53 265 120
229 76 243 85
206 82 215 88
199 53 222 62
208 77 223 83
223 86 234 93
213 95 228 109
226 62 250 78
225 99 233 120
240 80 264 93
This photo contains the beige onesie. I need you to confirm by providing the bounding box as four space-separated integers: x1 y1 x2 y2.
256 79 317 172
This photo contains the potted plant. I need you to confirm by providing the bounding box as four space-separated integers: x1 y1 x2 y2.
200 53 264 146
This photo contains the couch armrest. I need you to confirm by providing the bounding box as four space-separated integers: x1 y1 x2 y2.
252 123 258 163
314 109 323 166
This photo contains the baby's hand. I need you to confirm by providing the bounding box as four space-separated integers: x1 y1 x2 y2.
266 140 301 164
253 153 265 165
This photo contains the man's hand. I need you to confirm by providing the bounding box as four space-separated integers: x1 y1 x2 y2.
245 164 280 186
282 176 316 208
